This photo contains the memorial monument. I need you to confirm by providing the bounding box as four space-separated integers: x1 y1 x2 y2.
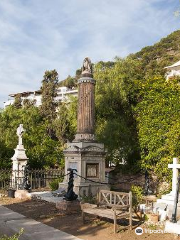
156 157 180 218
60 57 109 196
11 124 29 189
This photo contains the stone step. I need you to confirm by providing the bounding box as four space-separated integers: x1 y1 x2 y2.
161 194 180 201
153 202 167 210
165 220 180 234
157 198 180 207
154 202 180 218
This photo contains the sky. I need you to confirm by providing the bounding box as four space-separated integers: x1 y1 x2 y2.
0 0 180 107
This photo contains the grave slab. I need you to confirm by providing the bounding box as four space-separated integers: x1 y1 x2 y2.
165 220 180 234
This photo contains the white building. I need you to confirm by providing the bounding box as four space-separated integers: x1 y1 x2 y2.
165 60 180 80
4 87 78 108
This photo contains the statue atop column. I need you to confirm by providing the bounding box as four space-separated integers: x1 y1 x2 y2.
17 124 25 146
82 57 93 75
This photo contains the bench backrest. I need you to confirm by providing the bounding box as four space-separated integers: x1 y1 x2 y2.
98 190 132 208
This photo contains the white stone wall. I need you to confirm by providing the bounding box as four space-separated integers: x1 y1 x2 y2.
165 65 180 80
3 87 78 108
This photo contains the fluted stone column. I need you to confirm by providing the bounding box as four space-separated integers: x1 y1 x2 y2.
62 57 109 197
74 60 96 142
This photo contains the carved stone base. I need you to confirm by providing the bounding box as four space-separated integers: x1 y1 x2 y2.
59 182 109 197
63 141 109 197
56 200 81 214
73 133 95 142
15 190 31 200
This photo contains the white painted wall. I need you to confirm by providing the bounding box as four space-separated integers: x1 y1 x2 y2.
4 87 78 108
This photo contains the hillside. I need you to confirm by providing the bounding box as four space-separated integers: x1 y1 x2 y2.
130 30 180 76
59 30 180 87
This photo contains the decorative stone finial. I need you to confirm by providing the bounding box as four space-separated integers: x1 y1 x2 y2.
17 124 25 145
81 57 93 76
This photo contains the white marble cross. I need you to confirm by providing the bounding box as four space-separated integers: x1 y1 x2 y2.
168 157 180 195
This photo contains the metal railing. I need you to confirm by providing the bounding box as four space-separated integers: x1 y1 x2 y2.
0 168 64 190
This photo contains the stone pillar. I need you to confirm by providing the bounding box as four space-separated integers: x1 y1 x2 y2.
74 57 96 142
75 77 96 142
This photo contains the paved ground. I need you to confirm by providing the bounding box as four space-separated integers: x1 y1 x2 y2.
0 205 82 240
30 191 64 203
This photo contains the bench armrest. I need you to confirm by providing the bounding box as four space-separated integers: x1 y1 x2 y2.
112 205 130 211
81 203 97 210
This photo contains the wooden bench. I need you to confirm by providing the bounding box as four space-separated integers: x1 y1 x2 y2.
81 190 132 233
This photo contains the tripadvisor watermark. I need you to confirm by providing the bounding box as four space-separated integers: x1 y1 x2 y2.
135 227 143 235
135 227 169 235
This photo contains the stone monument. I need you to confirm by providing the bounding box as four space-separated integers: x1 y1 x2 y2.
156 157 180 218
60 57 109 196
11 124 29 189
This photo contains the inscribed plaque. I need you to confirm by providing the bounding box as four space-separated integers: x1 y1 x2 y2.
86 163 99 178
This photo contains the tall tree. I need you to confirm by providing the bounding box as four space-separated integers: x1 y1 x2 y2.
94 58 142 168
13 94 22 109
40 70 59 138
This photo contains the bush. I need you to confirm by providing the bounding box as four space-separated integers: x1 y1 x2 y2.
49 177 63 191
131 185 143 212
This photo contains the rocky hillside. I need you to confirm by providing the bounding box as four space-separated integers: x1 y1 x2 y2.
60 30 180 86
130 30 180 76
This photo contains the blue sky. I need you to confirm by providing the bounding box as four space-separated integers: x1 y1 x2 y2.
0 0 180 107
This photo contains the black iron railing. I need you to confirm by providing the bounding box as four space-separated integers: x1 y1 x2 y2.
0 168 64 190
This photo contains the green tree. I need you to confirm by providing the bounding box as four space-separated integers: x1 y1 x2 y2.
135 76 180 180
0 105 64 169
40 70 58 138
94 58 141 167
59 75 77 88
13 94 22 109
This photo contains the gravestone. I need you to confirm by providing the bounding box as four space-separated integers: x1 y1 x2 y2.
168 158 180 196
11 124 28 189
155 157 180 218
60 58 109 196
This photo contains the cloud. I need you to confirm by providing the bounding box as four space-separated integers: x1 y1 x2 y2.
0 0 179 107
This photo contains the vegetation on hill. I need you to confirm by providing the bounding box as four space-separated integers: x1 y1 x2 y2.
131 30 180 77
0 30 180 186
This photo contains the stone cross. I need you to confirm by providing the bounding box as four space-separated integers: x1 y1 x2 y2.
16 124 25 145
168 158 180 195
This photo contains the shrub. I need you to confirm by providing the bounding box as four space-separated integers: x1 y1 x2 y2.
131 185 143 212
49 177 63 191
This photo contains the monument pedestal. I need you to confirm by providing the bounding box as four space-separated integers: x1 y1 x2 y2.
15 190 31 200
155 158 180 218
157 192 180 207
11 144 28 189
155 194 180 218
60 141 109 197
56 200 81 214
